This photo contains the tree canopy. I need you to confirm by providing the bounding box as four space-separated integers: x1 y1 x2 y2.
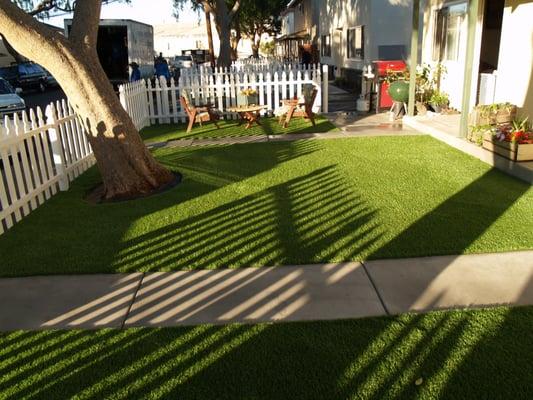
235 0 285 57
173 0 240 66
11 0 128 17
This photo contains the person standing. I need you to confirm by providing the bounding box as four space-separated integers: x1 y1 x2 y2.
154 53 170 83
129 62 141 82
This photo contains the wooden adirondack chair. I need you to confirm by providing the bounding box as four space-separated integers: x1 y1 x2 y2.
180 89 220 133
278 84 318 128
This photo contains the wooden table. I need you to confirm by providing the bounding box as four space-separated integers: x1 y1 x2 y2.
227 105 267 129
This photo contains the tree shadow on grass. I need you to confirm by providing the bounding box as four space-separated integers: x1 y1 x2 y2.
140 116 337 142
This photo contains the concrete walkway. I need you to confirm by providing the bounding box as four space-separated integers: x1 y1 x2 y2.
1 251 532 331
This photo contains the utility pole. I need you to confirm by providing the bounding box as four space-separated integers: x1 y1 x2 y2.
205 7 216 68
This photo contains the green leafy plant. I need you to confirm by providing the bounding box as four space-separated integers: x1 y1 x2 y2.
511 116 530 132
384 63 446 104
468 124 492 146
430 91 449 106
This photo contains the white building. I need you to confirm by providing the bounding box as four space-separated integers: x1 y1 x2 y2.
154 21 255 59
278 0 414 92
419 0 533 116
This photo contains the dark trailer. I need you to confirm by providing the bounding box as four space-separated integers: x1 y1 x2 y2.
64 19 155 86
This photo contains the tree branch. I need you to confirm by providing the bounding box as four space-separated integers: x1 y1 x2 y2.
201 0 214 13
28 0 57 16
70 0 103 51
0 0 68 63
229 0 240 18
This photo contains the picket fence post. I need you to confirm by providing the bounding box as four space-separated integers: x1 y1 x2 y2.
46 104 69 191
322 64 329 113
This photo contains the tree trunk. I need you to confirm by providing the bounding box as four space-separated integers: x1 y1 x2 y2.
63 51 175 200
251 28 263 59
230 25 241 61
204 9 216 68
0 1 174 201
251 44 259 58
215 13 233 67
212 0 240 68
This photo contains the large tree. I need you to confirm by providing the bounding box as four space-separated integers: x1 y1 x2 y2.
236 0 284 58
174 0 240 67
0 0 174 200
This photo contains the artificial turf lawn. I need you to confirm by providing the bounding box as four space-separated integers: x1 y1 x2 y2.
1 135 533 277
1 306 532 399
139 115 338 142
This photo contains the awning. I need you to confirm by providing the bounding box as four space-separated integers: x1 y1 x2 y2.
276 31 310 42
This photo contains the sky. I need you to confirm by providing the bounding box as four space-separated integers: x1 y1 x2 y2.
47 0 199 28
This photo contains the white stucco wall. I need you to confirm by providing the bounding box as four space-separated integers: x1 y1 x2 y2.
154 23 260 59
370 0 412 61
493 0 533 116
318 0 412 75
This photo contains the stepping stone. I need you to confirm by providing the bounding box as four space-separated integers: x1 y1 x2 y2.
191 136 267 146
124 263 386 327
0 274 143 331
166 139 194 147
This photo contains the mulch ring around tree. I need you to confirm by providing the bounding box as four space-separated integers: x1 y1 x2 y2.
84 172 183 204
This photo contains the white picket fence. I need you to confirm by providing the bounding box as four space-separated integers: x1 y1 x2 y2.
182 60 306 75
0 101 95 234
0 63 330 234
120 64 329 128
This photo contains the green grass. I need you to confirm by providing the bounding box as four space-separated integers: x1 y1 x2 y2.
1 306 532 399
139 115 338 143
1 136 533 277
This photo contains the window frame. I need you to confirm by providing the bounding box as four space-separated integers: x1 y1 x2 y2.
432 2 467 62
347 25 364 60
321 34 331 57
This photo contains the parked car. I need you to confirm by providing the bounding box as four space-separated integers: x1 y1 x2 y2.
0 63 48 93
171 55 194 69
43 68 59 88
0 77 25 118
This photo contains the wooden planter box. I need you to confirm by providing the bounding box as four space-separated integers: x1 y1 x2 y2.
469 106 517 126
482 133 533 162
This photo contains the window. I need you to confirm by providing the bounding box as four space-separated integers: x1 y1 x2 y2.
0 78 14 94
433 3 467 61
321 34 331 57
347 26 364 59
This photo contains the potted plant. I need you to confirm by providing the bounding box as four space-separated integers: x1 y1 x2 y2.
470 103 518 126
429 91 449 113
482 117 533 161
495 102 517 124
237 88 259 106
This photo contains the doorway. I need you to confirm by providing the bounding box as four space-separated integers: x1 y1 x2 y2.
433 2 468 109
477 0 505 104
